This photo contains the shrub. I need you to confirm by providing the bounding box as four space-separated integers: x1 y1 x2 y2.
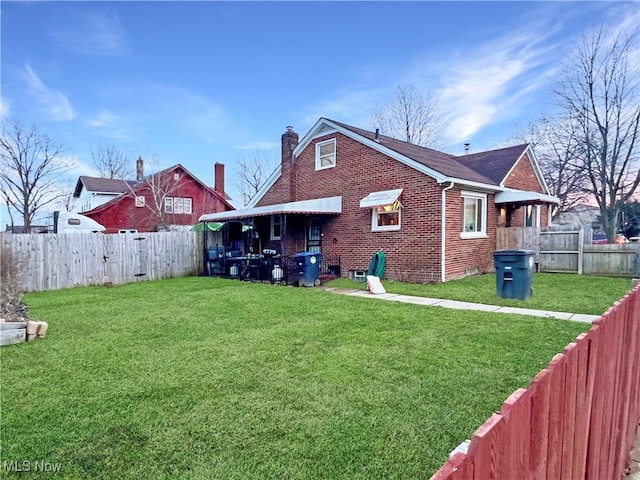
0 239 27 321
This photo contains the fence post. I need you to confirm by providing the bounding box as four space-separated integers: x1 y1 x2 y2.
578 229 584 275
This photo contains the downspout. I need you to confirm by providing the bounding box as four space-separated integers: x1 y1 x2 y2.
441 181 455 283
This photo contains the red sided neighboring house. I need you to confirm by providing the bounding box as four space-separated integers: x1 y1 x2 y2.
77 160 233 233
199 118 559 283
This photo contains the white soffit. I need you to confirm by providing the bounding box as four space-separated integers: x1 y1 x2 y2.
495 190 560 204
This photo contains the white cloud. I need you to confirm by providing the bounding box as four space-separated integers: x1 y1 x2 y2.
0 96 10 119
22 64 77 122
234 141 279 151
49 10 128 56
302 87 387 128
87 110 120 128
149 84 232 144
57 153 100 178
431 24 564 143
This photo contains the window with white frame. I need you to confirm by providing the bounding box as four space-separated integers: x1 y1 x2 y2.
372 201 401 231
461 192 487 237
524 205 540 227
135 196 145 207
315 139 336 170
164 197 192 214
271 215 282 240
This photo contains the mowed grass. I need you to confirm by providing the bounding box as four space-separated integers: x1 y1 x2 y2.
1 277 594 479
327 273 631 315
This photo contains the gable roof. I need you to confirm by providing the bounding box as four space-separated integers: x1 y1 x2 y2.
74 176 137 197
250 117 553 207
81 164 233 215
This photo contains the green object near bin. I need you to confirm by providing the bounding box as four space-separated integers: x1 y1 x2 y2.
493 249 535 300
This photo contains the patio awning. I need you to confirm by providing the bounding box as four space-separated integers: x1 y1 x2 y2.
198 195 342 222
191 221 224 232
359 189 403 208
495 190 560 205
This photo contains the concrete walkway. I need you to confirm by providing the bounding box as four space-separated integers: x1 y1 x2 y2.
321 287 601 323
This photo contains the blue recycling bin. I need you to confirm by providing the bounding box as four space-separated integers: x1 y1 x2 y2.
294 252 322 287
493 250 535 300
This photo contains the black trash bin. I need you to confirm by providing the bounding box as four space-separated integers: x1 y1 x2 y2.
294 252 322 287
493 249 535 300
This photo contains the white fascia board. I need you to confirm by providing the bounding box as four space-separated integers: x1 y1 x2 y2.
438 178 501 193
246 166 282 208
295 118 448 183
500 145 551 195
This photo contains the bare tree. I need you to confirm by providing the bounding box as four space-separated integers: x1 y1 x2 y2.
233 149 278 206
371 84 447 148
125 157 185 230
513 115 591 219
555 26 640 242
91 144 134 179
0 119 70 232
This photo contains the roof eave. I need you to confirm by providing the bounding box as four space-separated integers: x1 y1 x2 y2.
295 118 449 183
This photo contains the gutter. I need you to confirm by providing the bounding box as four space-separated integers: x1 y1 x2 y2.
441 181 455 283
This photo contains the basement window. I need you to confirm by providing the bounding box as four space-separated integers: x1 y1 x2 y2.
315 139 336 170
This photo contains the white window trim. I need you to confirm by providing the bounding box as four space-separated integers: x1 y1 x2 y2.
460 191 487 239
135 196 145 207
371 204 401 232
164 197 192 214
270 216 282 240
524 204 540 227
315 138 336 171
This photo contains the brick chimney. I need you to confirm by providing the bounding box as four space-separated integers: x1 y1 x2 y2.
214 162 225 196
281 126 299 202
136 156 144 180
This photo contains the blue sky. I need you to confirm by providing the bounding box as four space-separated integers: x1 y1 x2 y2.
1 1 638 215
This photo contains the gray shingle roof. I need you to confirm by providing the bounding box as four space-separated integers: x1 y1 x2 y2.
330 119 528 186
74 177 138 197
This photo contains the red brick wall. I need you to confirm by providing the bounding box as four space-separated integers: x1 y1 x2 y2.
503 153 552 227
504 153 544 192
255 132 547 282
443 187 499 281
85 167 231 233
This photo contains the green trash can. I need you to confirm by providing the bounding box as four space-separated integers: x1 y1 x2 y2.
493 250 535 300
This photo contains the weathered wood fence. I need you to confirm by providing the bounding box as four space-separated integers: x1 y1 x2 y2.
497 227 640 276
1 232 204 292
430 285 640 479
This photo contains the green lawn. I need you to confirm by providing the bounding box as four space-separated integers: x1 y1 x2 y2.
0 276 601 479
327 273 632 315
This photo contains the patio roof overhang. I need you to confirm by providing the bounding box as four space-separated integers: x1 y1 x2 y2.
198 195 343 223
495 189 560 205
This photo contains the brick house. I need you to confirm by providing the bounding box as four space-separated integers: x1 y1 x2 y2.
198 118 557 283
79 160 233 234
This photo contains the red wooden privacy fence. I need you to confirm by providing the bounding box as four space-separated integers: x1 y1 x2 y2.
431 286 640 480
